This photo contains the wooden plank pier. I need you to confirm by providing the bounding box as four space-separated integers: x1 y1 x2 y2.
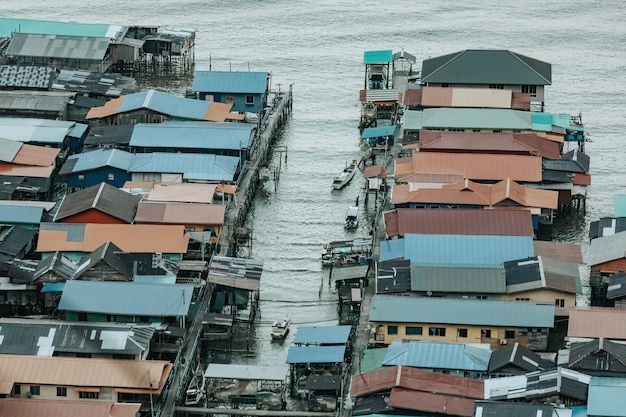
160 86 293 417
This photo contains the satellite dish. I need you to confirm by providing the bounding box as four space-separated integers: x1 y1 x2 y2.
426 291 432 297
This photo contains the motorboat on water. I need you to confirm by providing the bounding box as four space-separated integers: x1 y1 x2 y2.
271 317 291 340
344 206 359 229
331 159 357 190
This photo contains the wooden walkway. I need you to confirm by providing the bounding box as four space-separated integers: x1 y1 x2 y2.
175 406 334 416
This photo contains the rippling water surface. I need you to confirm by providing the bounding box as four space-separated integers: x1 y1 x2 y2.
4 0 626 366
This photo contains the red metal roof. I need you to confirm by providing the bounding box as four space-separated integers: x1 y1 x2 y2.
389 387 476 417
533 240 583 264
568 307 626 339
12 143 60 167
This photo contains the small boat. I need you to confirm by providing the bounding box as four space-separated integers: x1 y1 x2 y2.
344 206 359 229
271 317 291 340
184 364 206 406
331 159 357 190
259 167 272 196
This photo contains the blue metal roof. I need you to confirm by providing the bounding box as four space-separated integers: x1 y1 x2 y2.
287 345 346 364
58 280 194 317
130 122 254 150
553 113 585 132
41 282 66 293
379 238 404 262
68 122 89 139
403 234 534 267
191 71 268 94
118 90 213 120
0 117 75 144
292 325 352 345
364 50 393 64
531 112 554 132
0 17 124 38
0 205 43 224
129 153 239 182
571 406 588 417
615 195 626 217
69 148 134 173
361 125 396 139
383 341 491 371
588 377 626 416
370 296 555 328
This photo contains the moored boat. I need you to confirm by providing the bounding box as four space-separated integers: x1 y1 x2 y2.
331 159 358 190
271 317 291 340
344 206 359 229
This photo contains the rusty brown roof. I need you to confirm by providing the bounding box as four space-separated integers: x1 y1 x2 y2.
395 172 463 185
490 178 558 209
0 399 140 417
406 152 543 182
403 89 422 106
134 201 226 226
0 163 54 178
391 183 491 206
418 131 561 159
363 164 387 179
387 208 533 238
568 307 626 339
573 173 591 185
389 387 476 417
12 143 60 167
146 182 217 204
511 92 531 110
350 366 483 399
533 240 583 264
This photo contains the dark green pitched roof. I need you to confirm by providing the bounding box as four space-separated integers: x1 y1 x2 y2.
421 49 551 85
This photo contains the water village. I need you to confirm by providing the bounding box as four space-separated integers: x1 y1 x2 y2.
0 15 624 417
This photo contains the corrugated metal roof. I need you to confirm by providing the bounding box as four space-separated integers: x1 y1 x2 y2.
393 208 534 237
406 152 542 182
588 377 626 417
383 341 491 371
130 122 254 150
0 227 36 257
204 364 288 381
0 205 43 224
474 401 554 417
86 89 235 122
361 125 397 139
402 234 534 267
377 259 412 294
607 273 626 299
59 280 194 316
135 201 225 225
293 325 352 345
0 118 81 144
421 86 513 109
11 142 59 167
331 265 369 281
0 354 171 394
62 148 134 174
0 65 54 89
0 398 140 417
488 342 553 373
588 231 626 267
0 90 73 113
411 265 505 293
54 182 140 223
568 307 626 339
286 345 346 364
420 49 551 85
0 138 21 163
359 347 388 374
36 223 189 254
0 163 54 178
73 241 133 280
421 108 533 130
6 33 110 60
363 50 393 64
53 69 138 97
146 182 216 203
389 387 476 416
191 71 268 94
534 240 583 264
370 296 555 328
130 152 239 182
0 17 125 38
379 238 405 262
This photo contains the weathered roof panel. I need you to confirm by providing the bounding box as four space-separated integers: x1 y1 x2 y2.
568 307 626 339
6 33 110 60
411 265 506 293
287 345 346 364
204 363 288 381
54 182 140 223
383 341 491 371
293 325 352 345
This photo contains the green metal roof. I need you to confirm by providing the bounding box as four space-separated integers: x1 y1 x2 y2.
421 49 551 85
0 17 122 39
364 50 393 64
358 347 388 374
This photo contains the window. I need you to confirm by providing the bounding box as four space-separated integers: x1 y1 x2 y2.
476 295 487 300
493 129 502 133
555 298 565 307
481 329 492 339
429 327 446 337
472 129 481 133
516 297 530 301
29 386 40 396
521 85 537 97
505 330 515 339
406 326 423 336
441 83 450 88
108 173 115 181
14 385 20 395
489 84 504 89
245 95 255 105
78 174 85 181
57 387 67 397
387 325 398 335
79 391 99 399
458 328 468 338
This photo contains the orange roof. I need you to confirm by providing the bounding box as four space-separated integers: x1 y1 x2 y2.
407 152 542 182
12 143 60 167
0 355 172 395
363 164 387 179
490 178 558 209
147 182 217 204
86 96 123 119
215 183 238 194
135 201 226 226
0 163 54 178
391 183 490 206
203 101 238 122
0 399 140 417
36 224 189 254
568 307 626 339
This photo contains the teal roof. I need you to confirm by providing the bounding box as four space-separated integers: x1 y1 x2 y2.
0 17 124 39
364 50 393 64
370 296 555 328
191 71 268 94
359 347 388 374
531 112 554 131
552 113 585 132
421 108 533 130
588 377 626 416
383 341 491 371
421 50 551 85
615 195 626 217
131 122 255 150
411 265 506 293
361 125 396 139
